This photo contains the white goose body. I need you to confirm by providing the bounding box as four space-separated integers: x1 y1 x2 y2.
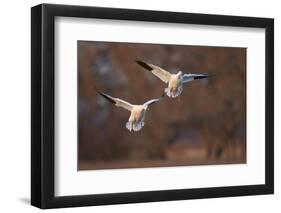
136 61 209 98
126 105 146 131
97 91 164 132
165 71 184 98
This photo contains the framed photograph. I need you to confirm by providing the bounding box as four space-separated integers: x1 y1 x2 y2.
31 3 274 209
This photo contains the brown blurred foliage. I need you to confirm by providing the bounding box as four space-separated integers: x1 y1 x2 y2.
78 41 246 170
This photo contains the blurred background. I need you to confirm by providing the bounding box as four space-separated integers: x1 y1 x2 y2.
78 41 246 170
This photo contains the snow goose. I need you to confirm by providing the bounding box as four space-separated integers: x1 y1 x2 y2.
136 60 210 98
97 91 164 132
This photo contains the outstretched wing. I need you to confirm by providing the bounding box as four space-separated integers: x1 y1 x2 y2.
143 94 165 107
136 60 171 83
182 73 210 83
97 91 133 111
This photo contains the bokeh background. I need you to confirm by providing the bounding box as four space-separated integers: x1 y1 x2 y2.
78 41 246 170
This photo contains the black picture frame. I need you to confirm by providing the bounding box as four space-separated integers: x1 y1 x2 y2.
31 3 274 209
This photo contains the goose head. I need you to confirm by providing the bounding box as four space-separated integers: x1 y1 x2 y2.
177 70 183 77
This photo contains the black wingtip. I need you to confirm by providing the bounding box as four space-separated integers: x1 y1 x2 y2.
194 74 212 80
96 91 116 105
136 60 153 71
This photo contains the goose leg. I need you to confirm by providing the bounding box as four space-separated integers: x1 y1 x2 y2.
164 87 171 97
173 84 183 98
125 121 132 131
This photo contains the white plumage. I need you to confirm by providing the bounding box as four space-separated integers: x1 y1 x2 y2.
136 61 210 98
97 91 164 132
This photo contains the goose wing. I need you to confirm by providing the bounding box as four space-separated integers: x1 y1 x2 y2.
97 91 133 111
136 60 171 83
182 73 210 83
143 94 165 107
